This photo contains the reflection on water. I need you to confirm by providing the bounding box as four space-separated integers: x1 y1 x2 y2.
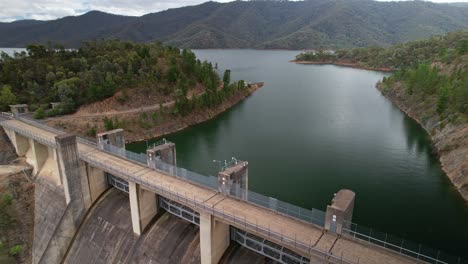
402 115 432 155
98 49 468 257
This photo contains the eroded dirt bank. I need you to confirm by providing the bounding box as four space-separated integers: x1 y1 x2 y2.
47 85 262 143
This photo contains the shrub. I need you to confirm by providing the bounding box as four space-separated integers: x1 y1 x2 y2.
2 194 13 206
103 117 114 131
87 126 97 137
34 107 46 119
9 245 22 256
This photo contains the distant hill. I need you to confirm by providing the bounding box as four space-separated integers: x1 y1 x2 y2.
1 0 468 49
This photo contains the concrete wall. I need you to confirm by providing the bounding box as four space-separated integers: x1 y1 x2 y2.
85 164 108 204
36 134 88 264
30 139 48 175
129 182 158 235
36 147 61 185
11 130 29 156
200 213 230 264
32 177 67 264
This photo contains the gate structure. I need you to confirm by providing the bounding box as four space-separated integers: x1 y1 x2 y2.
231 227 310 264
159 196 200 226
107 173 129 193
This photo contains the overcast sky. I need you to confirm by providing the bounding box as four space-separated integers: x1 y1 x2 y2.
0 0 467 22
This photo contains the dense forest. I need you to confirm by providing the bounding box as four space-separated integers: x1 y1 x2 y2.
296 31 468 119
0 40 246 117
296 31 468 69
1 0 468 49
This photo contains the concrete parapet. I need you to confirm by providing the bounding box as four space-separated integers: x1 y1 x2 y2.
200 212 230 264
325 189 355 234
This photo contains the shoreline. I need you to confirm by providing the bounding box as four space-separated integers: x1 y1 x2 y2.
48 84 263 144
376 83 468 202
126 84 262 143
292 60 394 72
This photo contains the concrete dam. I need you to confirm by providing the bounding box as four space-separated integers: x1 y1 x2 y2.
0 111 460 264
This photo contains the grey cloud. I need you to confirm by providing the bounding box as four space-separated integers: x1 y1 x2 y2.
0 0 230 22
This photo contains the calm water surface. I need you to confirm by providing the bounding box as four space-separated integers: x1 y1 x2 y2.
127 50 468 257
2 47 461 256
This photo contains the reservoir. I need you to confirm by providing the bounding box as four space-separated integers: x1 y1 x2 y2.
1 47 459 257
127 50 468 257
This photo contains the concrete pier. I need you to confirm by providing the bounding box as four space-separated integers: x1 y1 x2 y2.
129 182 158 235
200 212 230 264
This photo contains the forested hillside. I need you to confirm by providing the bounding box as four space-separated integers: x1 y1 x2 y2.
296 31 468 70
0 40 245 117
297 31 468 200
1 0 468 49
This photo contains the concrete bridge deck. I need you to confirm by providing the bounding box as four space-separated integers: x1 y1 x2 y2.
1 119 419 264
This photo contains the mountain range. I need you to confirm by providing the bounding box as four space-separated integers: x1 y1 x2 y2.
1 0 468 49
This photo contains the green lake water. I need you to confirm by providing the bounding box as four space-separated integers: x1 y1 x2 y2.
125 50 468 258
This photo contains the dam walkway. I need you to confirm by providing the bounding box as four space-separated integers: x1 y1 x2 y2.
0 113 464 264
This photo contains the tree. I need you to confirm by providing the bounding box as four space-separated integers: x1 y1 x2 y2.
0 85 17 111
166 62 179 84
34 107 45 119
436 83 450 115
457 39 468 55
223 69 231 89
54 77 81 113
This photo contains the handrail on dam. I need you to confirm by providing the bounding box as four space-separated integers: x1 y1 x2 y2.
79 152 353 264
100 142 327 228
1 114 466 264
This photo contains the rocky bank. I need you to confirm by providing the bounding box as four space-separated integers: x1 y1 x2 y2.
377 82 468 202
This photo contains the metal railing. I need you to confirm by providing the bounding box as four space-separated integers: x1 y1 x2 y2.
343 222 466 264
147 138 170 150
232 227 311 264
1 112 14 120
101 142 326 228
3 114 466 264
77 152 356 263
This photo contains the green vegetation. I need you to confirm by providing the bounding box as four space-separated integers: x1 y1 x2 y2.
298 31 468 120
296 31 468 70
87 125 97 137
8 245 22 256
0 40 244 118
383 64 467 116
374 32 468 121
0 193 13 229
0 85 17 111
34 107 46 119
